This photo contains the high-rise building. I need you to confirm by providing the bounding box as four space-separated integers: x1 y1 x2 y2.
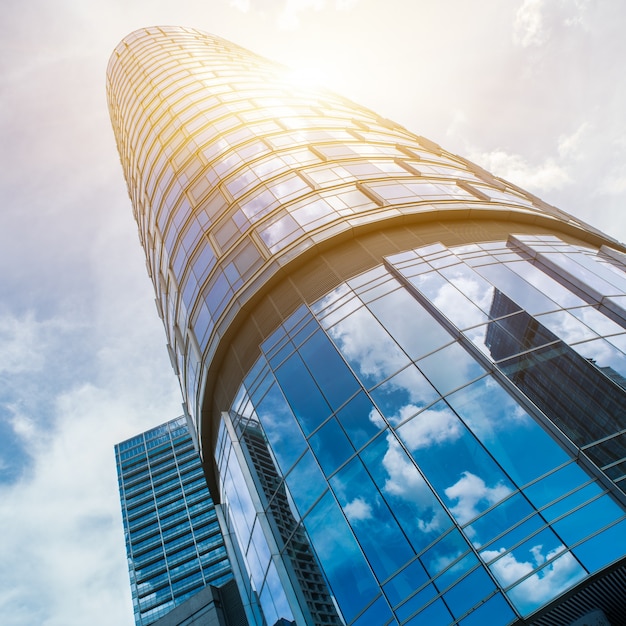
107 26 626 626
114 416 246 626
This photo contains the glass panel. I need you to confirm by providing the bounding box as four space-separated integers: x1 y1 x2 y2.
435 551 479 591
443 565 495 619
478 293 626 460
524 463 591 510
570 337 626 385
421 529 470 578
540 482 602 522
505 257 584 309
360 431 452 553
552 494 624 545
336 391 385 449
285 451 326 516
407 270 489 329
446 377 570 486
298 328 360 410
394 584 438 623
274 352 332 435
505 550 585 616
309 417 354 476
417 343 485 396
573 518 626 573
569 304 624 336
245 524 268 590
304 491 379 624
367 286 452 360
383 559 429 607
397 400 514 522
466 493 535 550
330 457 414 580
351 595 395 626
438 262 499 315
486 526 585 615
403 598 452 626
370 365 440 426
327 306 411 388
477 262 559 315
457 591 515 626
254 382 306 476
223 453 256 544
259 560 294 625
535 309 598 345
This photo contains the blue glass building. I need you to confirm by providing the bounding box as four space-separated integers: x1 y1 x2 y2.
115 416 238 625
108 27 626 626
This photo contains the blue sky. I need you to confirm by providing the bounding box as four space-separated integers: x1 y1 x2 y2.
1 0 625 624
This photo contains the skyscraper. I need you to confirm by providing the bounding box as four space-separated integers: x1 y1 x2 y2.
115 416 246 626
107 26 626 626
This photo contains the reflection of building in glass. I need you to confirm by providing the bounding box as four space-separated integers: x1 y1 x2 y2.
234 413 342 625
484 288 626 478
108 26 626 626
115 417 245 626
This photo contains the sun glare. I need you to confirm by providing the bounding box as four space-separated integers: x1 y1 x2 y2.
284 64 328 91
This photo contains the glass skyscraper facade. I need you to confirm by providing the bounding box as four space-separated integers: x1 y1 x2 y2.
115 416 235 625
108 26 626 626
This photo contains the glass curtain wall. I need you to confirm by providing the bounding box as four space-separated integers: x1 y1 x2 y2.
221 235 626 626
116 417 235 625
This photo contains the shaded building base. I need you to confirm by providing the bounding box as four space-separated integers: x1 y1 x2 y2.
151 581 248 626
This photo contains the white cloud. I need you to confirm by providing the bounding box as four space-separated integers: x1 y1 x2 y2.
0 312 64 375
368 406 386 428
0 386 131 624
558 122 590 159
380 435 450 534
0 311 93 475
563 0 592 28
471 149 570 192
444 471 512 524
343 496 372 522
0 184 182 626
397 405 462 450
430 272 493 329
481 543 585 612
7 406 36 443
514 0 549 48
328 307 409 383
0 377 180 626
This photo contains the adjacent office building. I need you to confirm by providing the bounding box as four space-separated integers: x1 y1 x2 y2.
107 26 626 626
115 416 245 626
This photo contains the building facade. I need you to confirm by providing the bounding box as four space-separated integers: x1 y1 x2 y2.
108 27 626 626
115 416 242 626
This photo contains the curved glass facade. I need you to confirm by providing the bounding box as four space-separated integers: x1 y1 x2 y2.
223 236 626 624
108 26 626 626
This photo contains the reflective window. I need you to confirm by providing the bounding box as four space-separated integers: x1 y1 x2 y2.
305 491 380 623
274 351 332 435
309 417 354 476
446 378 569 486
196 187 626 624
